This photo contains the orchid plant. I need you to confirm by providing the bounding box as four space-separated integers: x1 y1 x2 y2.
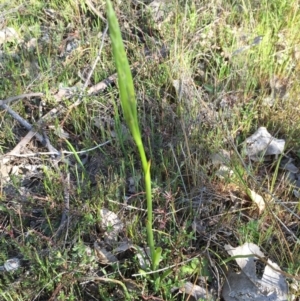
106 0 162 271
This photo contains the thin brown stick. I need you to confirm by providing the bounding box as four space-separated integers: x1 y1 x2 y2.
87 72 118 95
2 140 111 158
0 93 60 156
87 45 168 95
1 103 60 156
83 24 108 90
6 130 37 157
84 0 106 22
0 92 43 106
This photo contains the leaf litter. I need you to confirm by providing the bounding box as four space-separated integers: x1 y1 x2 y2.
99 208 124 243
244 127 285 161
248 189 265 215
210 149 234 179
96 209 145 267
243 127 300 198
172 281 215 301
222 243 288 301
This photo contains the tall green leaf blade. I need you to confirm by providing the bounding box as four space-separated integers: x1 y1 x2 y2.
106 0 138 135
106 0 157 271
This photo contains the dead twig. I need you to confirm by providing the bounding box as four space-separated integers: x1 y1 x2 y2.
0 93 60 157
6 130 37 157
87 72 118 95
83 24 108 90
1 103 60 156
87 46 168 95
0 92 43 106
1 140 111 158
84 0 106 22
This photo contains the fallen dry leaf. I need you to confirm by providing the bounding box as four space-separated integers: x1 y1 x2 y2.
222 243 288 301
99 208 124 243
173 281 215 301
279 157 299 174
215 165 233 180
211 149 231 166
244 127 285 160
0 27 20 45
94 242 118 264
248 189 265 214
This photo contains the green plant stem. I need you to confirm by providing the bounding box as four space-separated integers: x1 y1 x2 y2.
145 158 154 264
131 127 155 268
106 0 156 270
